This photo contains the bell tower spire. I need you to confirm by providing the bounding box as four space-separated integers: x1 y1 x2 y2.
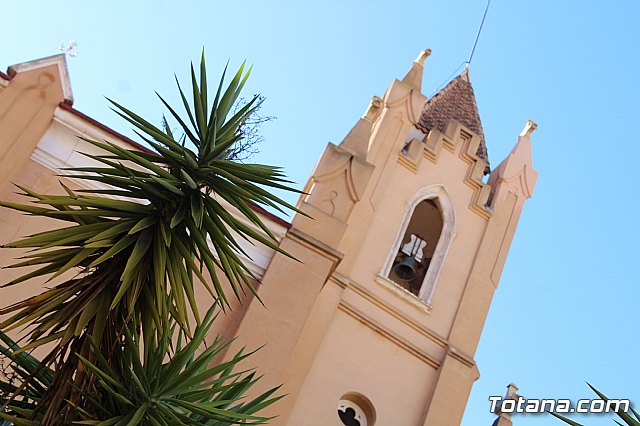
227 50 538 426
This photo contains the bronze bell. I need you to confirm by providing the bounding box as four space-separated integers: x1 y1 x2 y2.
394 255 417 281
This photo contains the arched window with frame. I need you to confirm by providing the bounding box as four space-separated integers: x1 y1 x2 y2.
381 185 456 304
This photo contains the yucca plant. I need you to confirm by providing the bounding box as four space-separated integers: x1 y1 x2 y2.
551 384 640 426
1 306 282 425
0 51 300 423
0 331 52 424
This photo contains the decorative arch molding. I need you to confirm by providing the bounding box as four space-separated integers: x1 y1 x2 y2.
380 184 456 305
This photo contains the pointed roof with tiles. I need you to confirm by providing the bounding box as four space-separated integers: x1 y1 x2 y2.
416 67 490 171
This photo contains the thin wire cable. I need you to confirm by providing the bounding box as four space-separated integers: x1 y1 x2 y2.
431 0 491 96
431 61 466 95
467 0 491 65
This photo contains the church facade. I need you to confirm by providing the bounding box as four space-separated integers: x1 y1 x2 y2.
0 51 537 425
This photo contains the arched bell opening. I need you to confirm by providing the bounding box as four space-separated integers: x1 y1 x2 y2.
387 199 443 296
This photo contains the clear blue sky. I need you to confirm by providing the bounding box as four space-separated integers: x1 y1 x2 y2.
3 1 639 425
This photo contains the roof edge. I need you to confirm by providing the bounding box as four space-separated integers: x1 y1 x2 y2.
58 102 153 154
57 102 292 229
8 54 73 104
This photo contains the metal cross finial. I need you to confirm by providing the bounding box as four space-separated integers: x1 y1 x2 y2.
59 40 78 57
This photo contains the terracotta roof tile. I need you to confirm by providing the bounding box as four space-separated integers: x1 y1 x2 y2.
416 69 490 172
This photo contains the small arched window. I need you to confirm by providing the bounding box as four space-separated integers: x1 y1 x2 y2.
382 185 456 304
338 393 376 426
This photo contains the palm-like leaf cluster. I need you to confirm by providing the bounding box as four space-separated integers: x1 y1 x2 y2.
1 307 281 425
76 306 281 425
0 331 52 424
550 384 639 426
0 52 298 423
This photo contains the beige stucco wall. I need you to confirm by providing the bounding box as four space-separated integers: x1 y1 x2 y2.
231 56 537 425
0 54 537 426
288 307 439 425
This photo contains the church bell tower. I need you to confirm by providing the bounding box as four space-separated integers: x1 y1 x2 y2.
229 50 538 426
